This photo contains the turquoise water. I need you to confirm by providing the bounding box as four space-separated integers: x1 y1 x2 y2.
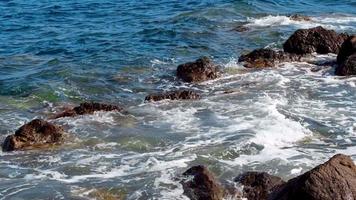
0 1 356 199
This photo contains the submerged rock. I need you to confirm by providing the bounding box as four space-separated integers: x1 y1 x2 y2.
283 26 348 55
235 172 285 200
289 14 312 21
181 165 225 200
177 57 221 83
234 25 250 32
238 48 300 68
145 90 200 102
2 119 64 151
53 102 122 119
270 154 356 200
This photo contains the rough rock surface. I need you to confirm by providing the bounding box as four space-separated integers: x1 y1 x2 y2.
145 90 200 102
337 35 356 64
335 54 356 76
2 119 64 151
238 48 301 68
181 165 225 200
269 154 356 200
54 102 122 119
177 57 220 83
235 172 285 200
283 26 348 55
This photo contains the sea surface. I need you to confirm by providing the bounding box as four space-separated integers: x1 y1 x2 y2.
0 0 356 199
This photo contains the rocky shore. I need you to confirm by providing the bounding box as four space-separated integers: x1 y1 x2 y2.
1 24 355 199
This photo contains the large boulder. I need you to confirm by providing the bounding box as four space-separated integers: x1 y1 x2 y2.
270 154 356 200
181 165 225 200
53 102 122 119
177 57 220 83
2 119 65 151
235 172 285 200
283 26 348 55
145 90 200 102
238 48 301 68
337 35 356 64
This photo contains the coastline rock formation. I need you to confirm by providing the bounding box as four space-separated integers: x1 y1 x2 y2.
177 57 221 83
53 102 122 119
182 154 356 200
269 154 356 200
2 119 65 151
238 48 301 68
145 90 200 102
235 172 285 200
289 14 312 22
283 26 348 55
335 35 356 76
181 165 225 200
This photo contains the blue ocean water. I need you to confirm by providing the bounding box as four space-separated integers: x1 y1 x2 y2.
0 0 355 199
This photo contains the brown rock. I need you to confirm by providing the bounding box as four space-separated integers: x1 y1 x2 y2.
53 102 122 119
177 57 221 83
335 53 356 76
238 48 301 68
145 90 200 102
269 154 356 200
235 172 285 200
337 35 356 64
181 165 225 200
2 119 64 151
283 26 349 55
289 14 312 21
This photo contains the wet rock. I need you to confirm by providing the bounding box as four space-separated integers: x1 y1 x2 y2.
335 53 356 76
283 26 349 55
337 35 356 64
177 57 221 83
181 165 225 200
235 172 285 200
270 154 356 200
289 14 312 21
238 48 301 68
2 119 64 151
234 25 249 32
145 90 200 102
53 102 122 119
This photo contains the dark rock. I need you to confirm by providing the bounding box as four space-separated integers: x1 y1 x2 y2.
177 57 221 83
337 35 356 64
145 90 200 102
181 165 225 200
234 25 249 32
270 154 356 200
53 102 122 119
289 14 312 21
335 53 356 76
235 172 285 200
2 119 64 151
238 48 301 68
283 26 349 55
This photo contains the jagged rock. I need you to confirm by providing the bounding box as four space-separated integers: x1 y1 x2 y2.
2 119 64 151
283 26 349 55
235 172 285 200
145 90 200 102
53 102 122 119
289 14 312 21
337 35 356 64
238 48 300 68
269 154 356 200
181 165 225 200
177 57 221 83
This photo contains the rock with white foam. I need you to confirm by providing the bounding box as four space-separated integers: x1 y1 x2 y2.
335 35 356 76
177 57 221 83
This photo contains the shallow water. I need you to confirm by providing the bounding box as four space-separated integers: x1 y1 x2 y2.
0 0 356 199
